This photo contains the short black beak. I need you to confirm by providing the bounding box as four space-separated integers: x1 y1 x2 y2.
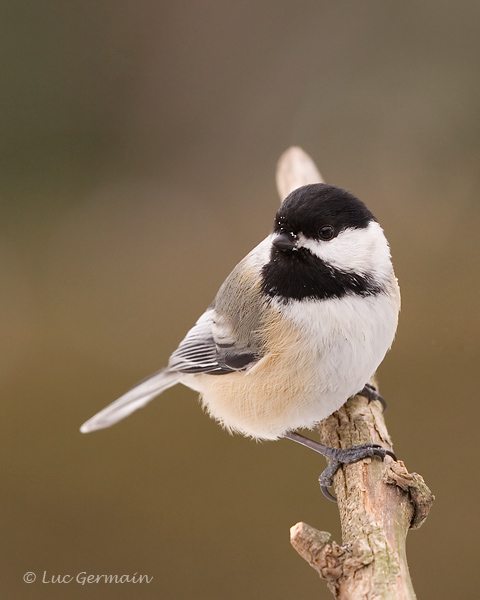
272 231 296 251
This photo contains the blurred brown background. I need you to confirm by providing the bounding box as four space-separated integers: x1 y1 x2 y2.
1 1 480 599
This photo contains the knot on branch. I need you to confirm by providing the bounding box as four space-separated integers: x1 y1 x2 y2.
290 522 373 591
384 460 435 529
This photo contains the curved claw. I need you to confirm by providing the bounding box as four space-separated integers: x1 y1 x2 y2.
318 460 339 501
375 392 387 413
359 383 387 412
320 485 337 502
369 445 397 462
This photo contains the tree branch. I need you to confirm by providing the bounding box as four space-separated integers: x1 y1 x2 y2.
276 148 434 599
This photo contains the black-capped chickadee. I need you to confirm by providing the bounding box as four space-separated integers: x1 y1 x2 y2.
81 183 400 500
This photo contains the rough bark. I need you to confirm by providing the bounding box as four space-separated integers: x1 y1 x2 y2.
276 148 434 599
290 392 434 599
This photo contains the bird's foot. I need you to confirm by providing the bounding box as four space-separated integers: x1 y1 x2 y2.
284 431 396 502
358 382 387 412
317 442 396 501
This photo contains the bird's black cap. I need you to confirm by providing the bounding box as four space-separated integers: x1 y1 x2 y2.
274 183 375 239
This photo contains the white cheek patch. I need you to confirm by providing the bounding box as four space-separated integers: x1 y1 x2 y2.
243 236 275 270
299 221 393 283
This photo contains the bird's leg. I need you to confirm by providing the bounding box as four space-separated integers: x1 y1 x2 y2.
358 382 387 412
284 430 396 502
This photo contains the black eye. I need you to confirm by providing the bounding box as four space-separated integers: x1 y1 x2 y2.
319 225 334 240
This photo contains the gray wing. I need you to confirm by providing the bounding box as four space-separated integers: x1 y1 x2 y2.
169 239 272 376
168 307 259 375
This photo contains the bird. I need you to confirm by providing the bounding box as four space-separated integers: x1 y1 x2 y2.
80 182 400 500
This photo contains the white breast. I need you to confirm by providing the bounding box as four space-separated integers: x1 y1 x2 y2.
182 280 399 440
282 284 400 408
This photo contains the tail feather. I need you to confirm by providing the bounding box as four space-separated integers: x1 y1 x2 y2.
80 369 180 433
